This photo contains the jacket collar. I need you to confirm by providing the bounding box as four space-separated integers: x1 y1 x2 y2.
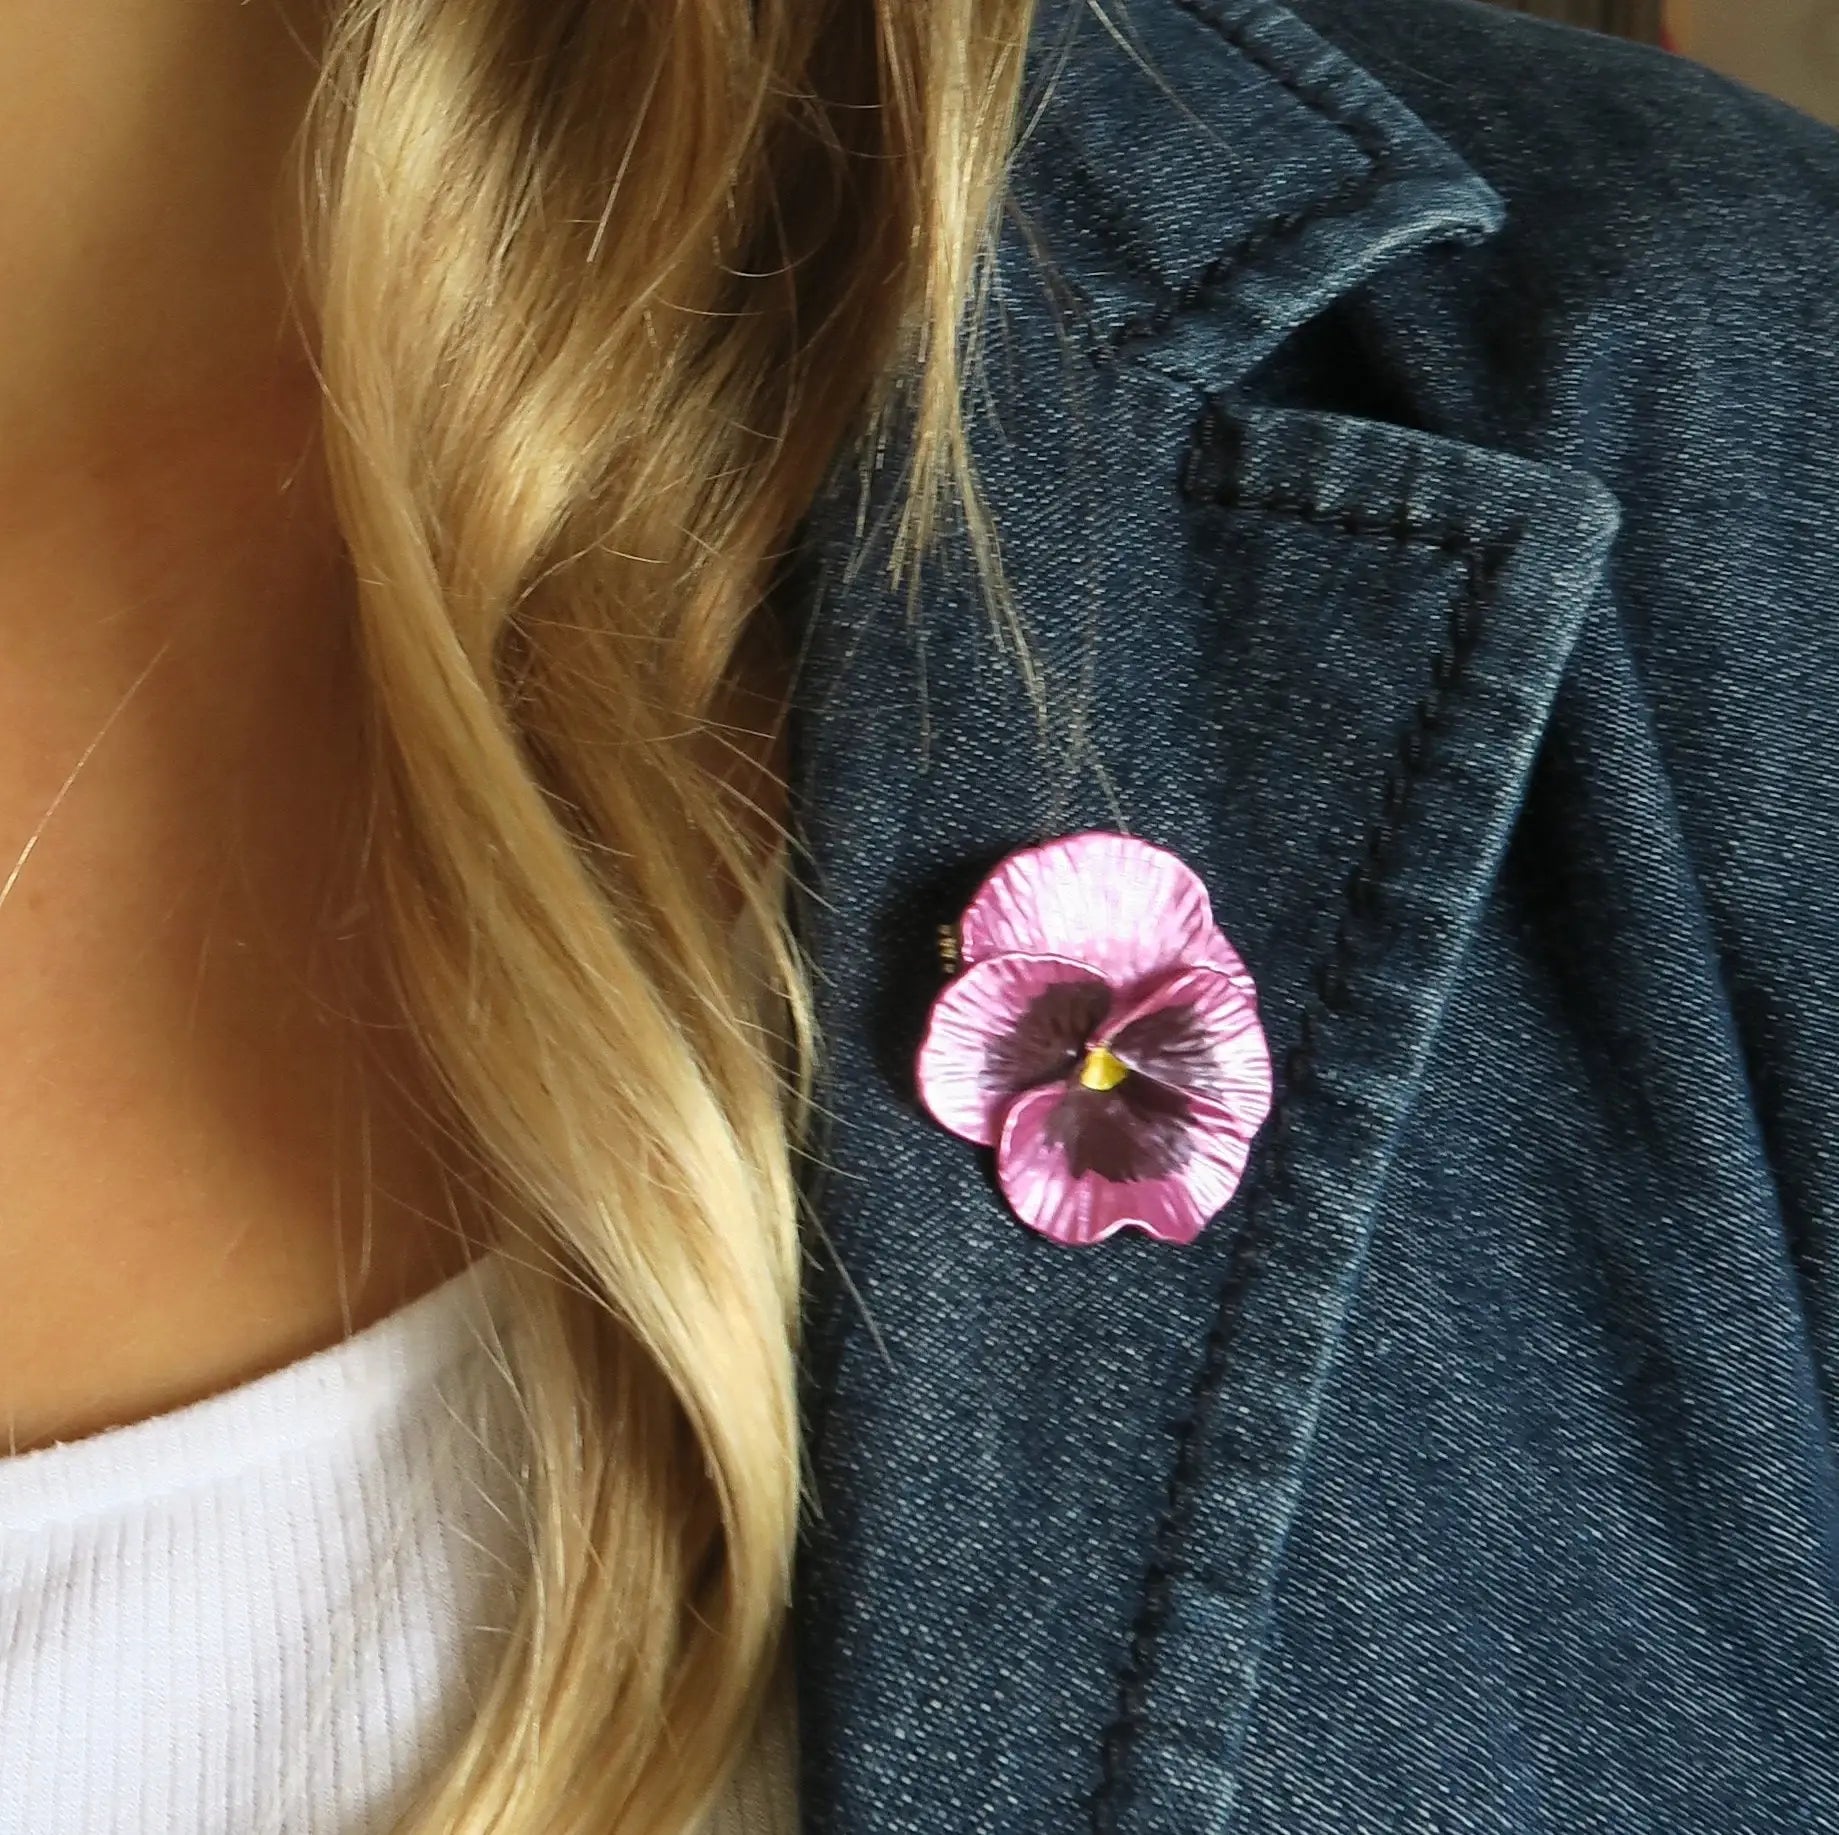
784 4 1622 1830
998 0 1505 383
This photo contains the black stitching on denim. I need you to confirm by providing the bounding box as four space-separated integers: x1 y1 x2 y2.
1058 153 1186 306
1315 955 1352 1013
1195 488 1487 560
1094 0 1397 361
1090 495 1513 1833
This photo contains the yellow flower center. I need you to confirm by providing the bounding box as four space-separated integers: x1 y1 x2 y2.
1077 1044 1130 1092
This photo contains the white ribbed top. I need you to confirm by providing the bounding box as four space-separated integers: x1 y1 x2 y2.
0 1248 797 1833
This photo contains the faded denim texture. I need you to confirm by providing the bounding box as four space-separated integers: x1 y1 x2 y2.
779 0 1839 1829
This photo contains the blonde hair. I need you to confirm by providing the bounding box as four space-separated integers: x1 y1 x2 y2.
281 0 1040 1828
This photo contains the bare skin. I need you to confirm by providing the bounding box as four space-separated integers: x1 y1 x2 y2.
0 2 482 1456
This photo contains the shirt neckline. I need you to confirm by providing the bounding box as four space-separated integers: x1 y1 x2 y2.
0 1248 512 1535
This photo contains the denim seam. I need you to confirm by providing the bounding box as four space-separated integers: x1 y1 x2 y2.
1090 468 1515 1831
1093 0 1397 362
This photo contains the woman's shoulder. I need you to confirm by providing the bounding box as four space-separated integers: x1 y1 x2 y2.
1286 0 1839 312
1233 1 1839 877
1003 0 1839 750
1020 0 1839 365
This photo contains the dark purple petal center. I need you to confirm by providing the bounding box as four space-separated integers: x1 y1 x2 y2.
1038 994 1223 1183
1107 998 1222 1096
985 977 1111 1096
1044 1077 1193 1181
989 984 1224 1184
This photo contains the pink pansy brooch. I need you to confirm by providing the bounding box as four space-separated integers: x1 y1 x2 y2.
915 831 1275 1247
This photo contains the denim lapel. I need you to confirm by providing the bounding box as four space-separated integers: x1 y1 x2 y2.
784 3 1622 1832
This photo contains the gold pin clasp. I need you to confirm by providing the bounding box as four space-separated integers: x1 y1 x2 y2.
937 922 961 976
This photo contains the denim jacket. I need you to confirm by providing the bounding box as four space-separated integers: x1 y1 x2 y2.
781 0 1839 1829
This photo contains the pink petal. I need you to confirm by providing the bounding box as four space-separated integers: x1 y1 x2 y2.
915 953 1110 1147
957 831 1254 999
1098 964 1274 1113
994 1080 1263 1247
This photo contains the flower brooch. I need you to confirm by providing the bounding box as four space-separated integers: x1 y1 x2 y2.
915 831 1273 1247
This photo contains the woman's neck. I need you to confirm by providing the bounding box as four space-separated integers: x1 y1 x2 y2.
0 2 488 1459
